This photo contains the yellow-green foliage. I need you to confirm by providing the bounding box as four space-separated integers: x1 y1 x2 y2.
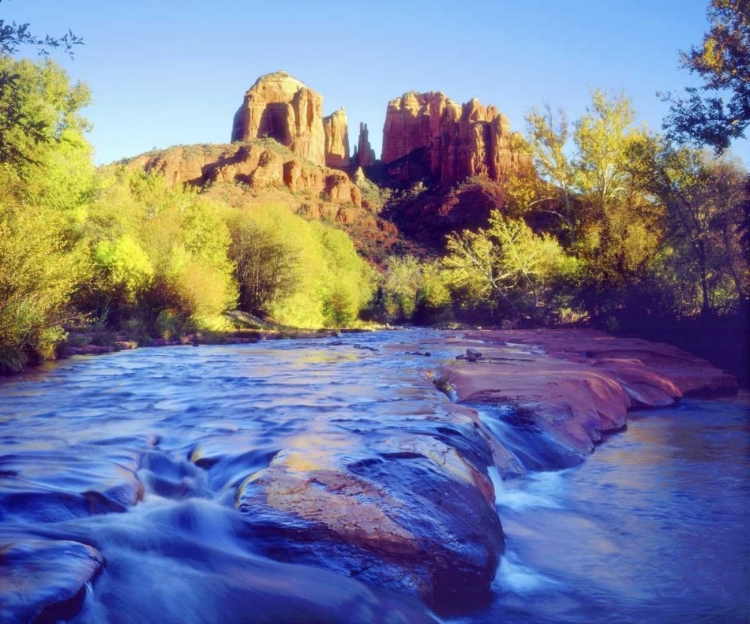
0 204 84 371
0 55 92 369
84 168 237 332
381 255 451 322
93 235 153 303
444 212 573 319
227 204 374 328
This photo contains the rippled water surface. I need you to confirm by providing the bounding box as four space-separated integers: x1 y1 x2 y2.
1 330 748 623
470 394 750 624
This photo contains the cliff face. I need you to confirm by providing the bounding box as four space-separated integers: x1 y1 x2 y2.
353 123 376 167
381 91 529 185
232 71 332 167
323 108 350 168
127 143 360 207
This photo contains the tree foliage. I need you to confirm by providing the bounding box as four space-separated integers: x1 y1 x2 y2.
381 255 451 323
0 55 91 175
639 143 748 314
0 203 83 372
0 0 83 57
662 0 750 151
444 212 571 320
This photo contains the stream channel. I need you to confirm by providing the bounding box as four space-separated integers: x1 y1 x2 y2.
0 329 748 623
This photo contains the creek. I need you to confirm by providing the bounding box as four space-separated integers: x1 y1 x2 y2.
0 330 747 623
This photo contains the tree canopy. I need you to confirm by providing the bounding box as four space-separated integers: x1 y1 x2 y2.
662 0 750 152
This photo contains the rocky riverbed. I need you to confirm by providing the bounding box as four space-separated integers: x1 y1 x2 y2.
0 329 738 622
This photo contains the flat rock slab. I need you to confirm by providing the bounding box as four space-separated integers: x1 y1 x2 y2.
427 329 737 462
0 539 103 623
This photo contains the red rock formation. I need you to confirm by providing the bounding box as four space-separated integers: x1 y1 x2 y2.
128 143 361 207
354 122 376 167
322 108 350 168
427 329 737 463
231 71 327 166
381 91 529 185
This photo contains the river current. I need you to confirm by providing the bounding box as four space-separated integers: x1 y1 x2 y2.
0 330 748 623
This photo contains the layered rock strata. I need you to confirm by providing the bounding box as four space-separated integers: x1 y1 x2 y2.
127 143 361 206
382 91 530 185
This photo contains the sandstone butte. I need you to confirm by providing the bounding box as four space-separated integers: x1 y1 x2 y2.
381 91 532 185
128 72 364 209
322 107 350 168
232 70 352 170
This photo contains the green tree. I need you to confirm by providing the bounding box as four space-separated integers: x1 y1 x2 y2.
318 227 374 326
0 55 92 370
662 0 750 151
524 105 578 243
227 209 301 314
0 56 91 176
444 212 570 320
0 204 83 372
0 0 83 57
381 255 451 323
640 143 748 315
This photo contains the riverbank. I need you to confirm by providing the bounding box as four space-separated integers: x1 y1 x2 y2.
427 329 737 472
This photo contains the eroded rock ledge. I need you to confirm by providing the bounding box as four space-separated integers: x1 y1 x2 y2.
428 329 737 466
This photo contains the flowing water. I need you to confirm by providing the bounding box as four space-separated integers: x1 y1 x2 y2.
0 330 748 623
471 395 750 624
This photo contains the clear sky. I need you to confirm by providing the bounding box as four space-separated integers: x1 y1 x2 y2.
5 0 748 166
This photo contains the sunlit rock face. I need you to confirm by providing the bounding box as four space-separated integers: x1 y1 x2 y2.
381 91 530 185
127 143 361 206
231 71 329 167
433 329 738 465
323 107 350 168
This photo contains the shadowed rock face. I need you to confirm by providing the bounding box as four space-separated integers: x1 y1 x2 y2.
354 122 376 167
382 91 531 185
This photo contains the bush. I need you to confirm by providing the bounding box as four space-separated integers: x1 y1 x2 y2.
0 204 82 372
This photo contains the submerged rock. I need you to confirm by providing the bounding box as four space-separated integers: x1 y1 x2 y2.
0 446 144 523
0 539 103 623
234 403 505 610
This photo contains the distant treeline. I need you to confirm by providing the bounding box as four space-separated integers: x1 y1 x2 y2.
1 51 748 376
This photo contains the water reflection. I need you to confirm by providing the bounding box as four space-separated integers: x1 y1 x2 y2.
471 394 750 623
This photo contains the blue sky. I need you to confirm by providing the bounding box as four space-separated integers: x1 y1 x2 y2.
5 0 747 165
